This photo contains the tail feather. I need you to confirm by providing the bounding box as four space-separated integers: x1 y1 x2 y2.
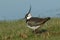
41 17 51 24
46 17 50 21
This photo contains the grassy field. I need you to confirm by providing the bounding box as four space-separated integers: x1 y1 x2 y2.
0 18 60 40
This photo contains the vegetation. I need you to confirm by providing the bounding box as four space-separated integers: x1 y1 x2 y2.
0 18 60 40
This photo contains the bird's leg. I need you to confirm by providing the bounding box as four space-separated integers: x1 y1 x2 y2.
32 29 37 34
33 29 39 34
32 30 35 33
33 30 36 33
35 29 39 33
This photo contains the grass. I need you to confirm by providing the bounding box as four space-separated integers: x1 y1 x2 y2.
0 18 60 40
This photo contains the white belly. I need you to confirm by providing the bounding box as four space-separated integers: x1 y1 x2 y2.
27 25 40 30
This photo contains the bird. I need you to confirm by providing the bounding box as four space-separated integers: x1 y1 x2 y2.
25 6 51 33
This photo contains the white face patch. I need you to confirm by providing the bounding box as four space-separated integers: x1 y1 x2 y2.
27 13 32 19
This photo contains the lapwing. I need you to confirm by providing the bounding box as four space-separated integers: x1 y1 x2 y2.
25 6 51 33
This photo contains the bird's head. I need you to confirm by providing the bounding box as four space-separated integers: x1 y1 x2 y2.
25 5 32 20
25 13 32 20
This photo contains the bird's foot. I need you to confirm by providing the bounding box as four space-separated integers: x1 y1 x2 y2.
32 30 39 34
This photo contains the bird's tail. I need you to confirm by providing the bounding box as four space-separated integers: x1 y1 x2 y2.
42 17 51 24
45 17 51 21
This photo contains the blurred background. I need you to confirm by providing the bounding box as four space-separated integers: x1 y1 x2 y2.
0 0 60 20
